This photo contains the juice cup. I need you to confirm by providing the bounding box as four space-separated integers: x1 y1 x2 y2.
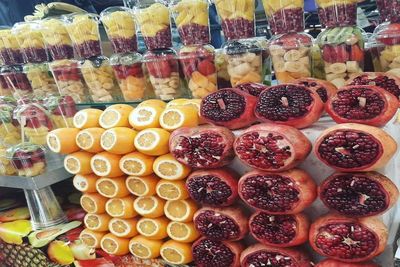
0 28 24 65
43 95 77 128
8 143 46 177
23 63 58 98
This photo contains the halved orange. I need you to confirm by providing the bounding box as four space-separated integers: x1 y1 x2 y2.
47 128 80 154
153 154 191 180
164 199 198 222
159 106 199 131
126 174 159 197
160 240 193 265
133 128 170 156
156 180 189 201
73 108 103 129
100 233 130 256
76 128 105 153
100 127 137 155
167 221 200 242
80 229 106 248
64 151 94 175
90 152 123 177
109 217 139 238
166 98 205 124
105 196 137 219
96 176 130 198
84 213 112 232
119 152 155 176
138 99 166 108
136 216 169 240
165 98 190 108
133 196 165 218
73 173 99 193
128 105 164 130
80 193 108 214
129 235 162 259
99 104 133 129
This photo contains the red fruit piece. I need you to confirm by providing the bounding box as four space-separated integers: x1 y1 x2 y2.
350 44 364 62
294 78 337 103
376 23 400 46
179 57 197 77
334 44 350 63
74 258 114 267
322 45 335 63
146 60 171 78
197 59 216 76
316 259 380 267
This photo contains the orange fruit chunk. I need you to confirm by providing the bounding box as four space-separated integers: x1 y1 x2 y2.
96 176 130 198
105 196 137 219
100 127 137 155
100 233 130 256
99 104 133 129
120 152 155 176
160 240 193 265
64 151 94 175
73 108 102 129
109 217 139 238
164 199 198 222
90 152 123 177
159 106 199 131
133 196 165 218
156 179 189 201
76 128 105 153
126 174 159 197
167 221 200 242
84 213 112 232
73 173 99 193
128 105 164 130
129 235 162 259
133 128 170 156
153 153 191 180
47 128 80 154
80 193 108 214
80 229 106 249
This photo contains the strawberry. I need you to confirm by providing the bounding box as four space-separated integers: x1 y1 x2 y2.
350 44 364 62
197 59 216 76
180 58 197 76
377 23 400 45
146 60 171 78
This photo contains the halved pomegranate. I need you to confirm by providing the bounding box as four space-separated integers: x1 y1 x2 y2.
186 168 238 207
319 171 399 217
294 78 337 104
315 123 397 172
326 85 398 127
309 213 388 262
192 237 243 267
240 243 312 267
193 206 248 241
316 259 380 267
234 82 268 97
249 211 310 247
234 123 311 172
200 88 257 130
169 125 235 169
238 168 317 214
255 84 324 129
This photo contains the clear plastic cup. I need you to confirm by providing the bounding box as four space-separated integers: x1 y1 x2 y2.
44 95 77 128
23 63 58 98
0 28 24 65
0 103 21 147
171 0 210 45
100 7 138 54
213 0 255 40
7 143 47 177
0 75 14 97
310 44 326 79
0 147 16 175
1 65 33 99
179 44 217 98
315 0 358 28
269 32 313 83
215 49 231 88
374 22 400 73
63 13 102 59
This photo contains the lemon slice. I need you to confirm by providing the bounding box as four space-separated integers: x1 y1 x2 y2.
128 105 163 130
99 104 133 129
100 127 136 155
153 153 191 180
138 99 166 108
108 218 138 238
134 128 170 156
136 217 169 239
126 175 159 197
167 221 200 242
119 152 155 176
156 179 189 201
164 199 198 222
96 177 129 198
160 240 193 265
80 229 106 248
80 193 107 214
133 196 165 218
84 213 112 232
159 106 198 131
100 233 130 256
64 151 93 175
129 235 162 259
73 108 102 129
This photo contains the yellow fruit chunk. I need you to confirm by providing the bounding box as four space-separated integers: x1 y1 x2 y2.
133 196 165 218
129 235 162 259
90 152 123 177
167 221 200 242
100 127 137 155
136 216 169 240
73 109 102 129
0 220 32 245
138 99 166 108
80 193 108 214
64 151 94 175
159 106 199 131
120 152 155 176
76 128 105 153
156 179 189 201
134 128 170 156
84 213 112 232
129 105 164 130
100 233 130 256
48 240 74 265
47 128 80 154
105 196 137 219
164 199 198 222
126 174 159 197
99 104 134 129
80 229 106 249
96 176 130 198
153 153 191 180
73 173 99 193
160 240 193 265
109 217 139 238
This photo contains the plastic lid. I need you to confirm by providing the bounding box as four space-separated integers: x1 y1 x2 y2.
142 48 178 62
178 44 215 59
0 103 15 124
375 22 400 45
223 39 262 55
110 52 143 66
79 55 110 68
7 142 45 161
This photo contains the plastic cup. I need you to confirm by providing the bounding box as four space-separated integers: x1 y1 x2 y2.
0 147 16 176
0 28 24 65
23 63 58 98
101 7 138 54
315 0 358 28
0 103 21 148
215 49 232 88
374 22 400 73
7 143 47 177
44 95 77 128
1 65 33 99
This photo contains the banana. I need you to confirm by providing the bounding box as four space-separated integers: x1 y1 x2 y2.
389 61 400 69
284 61 303 73
330 78 346 88
299 56 310 67
271 57 286 72
393 56 400 64
269 45 285 56
329 63 347 74
326 73 347 81
346 61 360 73
283 49 301 62
298 47 310 57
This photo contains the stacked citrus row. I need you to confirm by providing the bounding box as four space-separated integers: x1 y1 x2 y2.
46 100 207 265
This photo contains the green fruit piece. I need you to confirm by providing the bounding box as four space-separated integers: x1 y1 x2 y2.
69 240 96 260
0 220 32 245
333 27 353 44
48 240 74 266
0 207 30 222
28 221 81 248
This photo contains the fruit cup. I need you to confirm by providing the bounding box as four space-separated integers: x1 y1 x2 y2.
0 28 24 65
80 56 123 103
0 103 21 147
214 0 255 40
63 13 102 59
0 65 33 99
171 0 210 45
315 0 358 28
374 23 400 73
101 7 138 54
43 95 77 128
269 32 313 83
7 143 46 177
215 49 231 88
179 44 217 98
135 1 172 50
23 63 58 97
0 75 13 97
0 146 16 175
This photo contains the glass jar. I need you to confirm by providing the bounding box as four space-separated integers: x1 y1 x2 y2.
315 0 358 28
1 65 33 99
100 7 138 54
0 28 24 65
43 95 77 128
170 0 210 45
7 143 46 177
0 103 21 147
23 63 58 98
215 49 231 88
374 22 400 73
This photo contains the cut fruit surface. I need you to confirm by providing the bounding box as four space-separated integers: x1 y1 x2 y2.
153 153 191 180
133 196 165 218
84 213 112 232
167 221 200 242
47 128 80 154
109 217 138 238
64 151 94 175
129 105 164 130
100 233 130 256
73 174 99 193
76 128 105 153
100 127 137 155
90 152 123 177
73 109 102 129
134 128 170 156
126 174 159 197
160 240 193 265
80 193 107 214
164 199 197 222
159 106 199 131
156 179 189 200
79 229 106 248
136 216 169 240
120 152 155 176
129 235 162 259
105 196 137 219
99 104 133 129
96 176 129 198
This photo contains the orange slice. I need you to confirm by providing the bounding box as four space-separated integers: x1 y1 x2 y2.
90 152 123 177
159 106 199 131
100 127 137 155
47 128 80 154
76 128 105 153
138 99 166 108
64 151 94 175
133 128 170 156
119 152 155 176
126 174 159 197
129 105 164 130
99 104 133 129
166 98 205 124
156 180 189 201
96 176 130 198
133 196 165 218
80 229 106 248
73 108 102 129
109 217 139 238
84 213 112 232
167 221 200 242
100 233 130 256
73 174 99 193
153 153 191 180
136 216 169 240
129 235 162 259
80 193 108 214
160 240 193 265
105 196 137 219
164 199 197 222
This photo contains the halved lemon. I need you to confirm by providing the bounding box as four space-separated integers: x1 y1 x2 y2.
80 229 106 248
164 199 197 222
156 179 189 201
126 174 159 197
73 108 102 129
109 217 138 238
129 235 162 259
73 174 99 193
105 196 137 219
76 128 105 153
100 233 130 256
80 193 107 214
90 152 123 177
47 128 80 154
96 176 130 198
160 240 193 265
153 153 191 180
136 216 169 240
99 104 133 129
128 105 164 130
133 128 170 156
64 151 94 175
119 152 155 176
167 221 200 242
133 196 165 218
138 99 166 108
100 127 137 155
159 106 199 131
84 213 112 232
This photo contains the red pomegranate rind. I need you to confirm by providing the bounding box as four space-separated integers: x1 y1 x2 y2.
238 169 317 214
319 172 399 217
315 259 380 267
314 123 397 172
309 213 388 262
186 168 238 206
234 83 268 97
169 125 235 169
326 85 398 127
294 78 337 103
255 84 324 129
192 237 243 267
234 123 311 172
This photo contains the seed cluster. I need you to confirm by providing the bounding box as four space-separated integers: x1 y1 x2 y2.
187 175 232 206
350 74 400 99
194 210 240 240
192 239 235 267
250 213 297 244
201 90 245 122
244 251 295 267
